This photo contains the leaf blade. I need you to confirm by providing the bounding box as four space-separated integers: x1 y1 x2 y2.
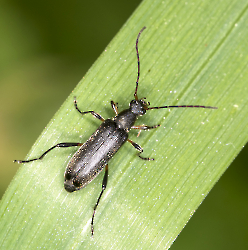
1 0 248 249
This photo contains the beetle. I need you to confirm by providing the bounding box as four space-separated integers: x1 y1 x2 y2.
15 26 217 236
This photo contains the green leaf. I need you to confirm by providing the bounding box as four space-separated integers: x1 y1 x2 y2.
1 0 248 249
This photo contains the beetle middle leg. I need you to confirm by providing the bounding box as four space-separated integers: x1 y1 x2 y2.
91 164 108 236
74 97 105 122
127 139 154 161
14 142 84 163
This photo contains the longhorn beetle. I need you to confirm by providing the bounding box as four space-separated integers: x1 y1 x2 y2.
14 26 217 236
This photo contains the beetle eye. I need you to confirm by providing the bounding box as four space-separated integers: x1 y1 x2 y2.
73 179 82 188
65 172 72 180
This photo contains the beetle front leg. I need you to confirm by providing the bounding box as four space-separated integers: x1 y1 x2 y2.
111 101 119 116
74 97 105 122
131 124 160 137
131 124 160 130
127 139 154 161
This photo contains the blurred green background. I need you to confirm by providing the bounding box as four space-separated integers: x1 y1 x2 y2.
0 1 247 249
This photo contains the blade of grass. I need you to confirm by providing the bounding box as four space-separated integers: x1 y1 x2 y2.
1 0 248 249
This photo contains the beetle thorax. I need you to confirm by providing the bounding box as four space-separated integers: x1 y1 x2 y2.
114 99 147 131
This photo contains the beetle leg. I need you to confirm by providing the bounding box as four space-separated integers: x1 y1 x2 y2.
91 164 108 236
131 124 160 130
14 142 83 163
111 101 119 116
131 124 160 137
74 97 105 122
127 139 154 161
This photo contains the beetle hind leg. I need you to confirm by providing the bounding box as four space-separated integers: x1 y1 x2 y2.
91 164 108 236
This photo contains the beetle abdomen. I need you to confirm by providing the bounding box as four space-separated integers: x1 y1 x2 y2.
64 119 128 192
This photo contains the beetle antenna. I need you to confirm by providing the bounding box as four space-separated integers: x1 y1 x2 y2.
147 105 218 110
134 26 146 101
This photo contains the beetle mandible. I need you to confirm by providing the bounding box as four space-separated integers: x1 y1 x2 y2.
15 26 217 236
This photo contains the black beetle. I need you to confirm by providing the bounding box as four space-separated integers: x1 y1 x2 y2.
15 26 217 236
